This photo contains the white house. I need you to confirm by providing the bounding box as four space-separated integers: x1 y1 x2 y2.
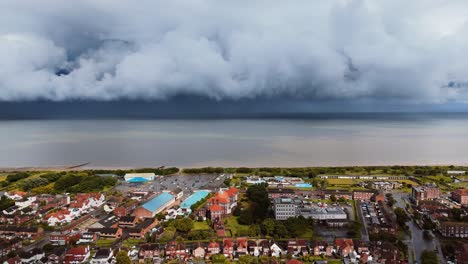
15 196 37 209
270 243 283 257
45 209 74 226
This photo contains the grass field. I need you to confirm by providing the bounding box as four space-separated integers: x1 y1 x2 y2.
193 221 211 230
95 238 115 247
326 178 357 185
122 238 144 248
451 182 468 188
225 216 250 237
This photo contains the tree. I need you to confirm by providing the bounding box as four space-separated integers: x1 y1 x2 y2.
211 254 227 264
261 218 276 236
330 195 337 203
338 196 346 203
116 250 131 264
42 243 54 252
423 230 433 241
0 196 15 211
174 217 194 233
420 250 438 264
246 183 270 222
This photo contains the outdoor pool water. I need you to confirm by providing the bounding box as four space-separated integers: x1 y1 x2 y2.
180 190 210 209
295 183 313 188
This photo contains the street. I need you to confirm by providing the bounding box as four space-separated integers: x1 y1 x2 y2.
393 192 445 264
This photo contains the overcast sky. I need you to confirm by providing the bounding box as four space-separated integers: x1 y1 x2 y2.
1 0 468 111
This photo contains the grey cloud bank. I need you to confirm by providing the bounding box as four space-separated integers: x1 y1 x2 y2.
1 0 468 103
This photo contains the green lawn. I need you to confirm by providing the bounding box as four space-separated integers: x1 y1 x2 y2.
122 238 144 248
225 216 250 237
95 238 115 247
193 221 211 230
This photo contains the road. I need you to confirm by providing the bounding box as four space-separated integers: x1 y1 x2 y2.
355 201 370 242
393 192 445 264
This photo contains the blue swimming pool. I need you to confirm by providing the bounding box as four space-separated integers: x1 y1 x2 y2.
180 190 210 209
295 183 313 188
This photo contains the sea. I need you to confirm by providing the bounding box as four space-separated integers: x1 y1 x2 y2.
1 112 468 168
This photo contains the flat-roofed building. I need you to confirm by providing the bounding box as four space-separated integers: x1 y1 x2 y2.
447 171 466 175
124 173 156 183
273 198 301 220
133 192 175 218
412 184 440 204
299 207 347 221
370 181 402 190
353 191 375 201
438 221 468 238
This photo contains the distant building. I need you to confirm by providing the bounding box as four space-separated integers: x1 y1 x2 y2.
353 191 376 201
451 189 468 205
323 190 352 200
124 173 156 183
370 181 402 191
273 198 301 220
447 171 466 175
412 184 440 203
133 192 175 218
268 188 295 199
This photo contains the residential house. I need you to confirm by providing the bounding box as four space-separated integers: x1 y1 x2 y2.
248 240 261 257
236 237 248 256
77 232 97 244
165 241 187 259
0 226 41 239
207 241 220 256
18 248 45 264
47 247 66 264
192 243 206 259
64 246 90 264
49 230 81 246
118 216 137 227
44 209 73 226
90 248 113 264
95 228 122 239
287 239 308 257
223 238 234 257
127 218 158 238
311 241 333 256
0 238 22 258
259 240 270 256
138 244 162 262
335 238 354 257
270 242 284 258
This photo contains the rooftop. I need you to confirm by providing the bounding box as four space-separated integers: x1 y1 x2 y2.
142 192 175 212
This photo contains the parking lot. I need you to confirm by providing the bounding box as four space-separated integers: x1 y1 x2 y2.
152 174 229 196
115 174 229 199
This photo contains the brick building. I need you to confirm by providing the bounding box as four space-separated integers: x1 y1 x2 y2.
412 184 440 204
451 189 468 205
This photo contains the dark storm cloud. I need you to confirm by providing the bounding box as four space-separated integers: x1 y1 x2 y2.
1 0 468 103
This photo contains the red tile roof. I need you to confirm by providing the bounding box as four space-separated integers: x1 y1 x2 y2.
210 204 223 212
335 238 354 249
